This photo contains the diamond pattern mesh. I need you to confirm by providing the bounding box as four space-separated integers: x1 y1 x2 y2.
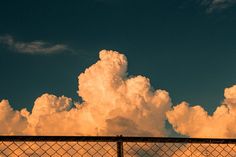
1 137 236 157
0 141 116 157
123 142 236 157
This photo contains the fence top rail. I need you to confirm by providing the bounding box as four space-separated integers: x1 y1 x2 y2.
0 136 236 144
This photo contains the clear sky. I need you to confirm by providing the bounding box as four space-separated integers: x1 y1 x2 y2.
0 0 236 114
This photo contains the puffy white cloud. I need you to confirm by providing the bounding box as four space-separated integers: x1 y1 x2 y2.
0 35 69 54
167 85 236 138
0 50 171 136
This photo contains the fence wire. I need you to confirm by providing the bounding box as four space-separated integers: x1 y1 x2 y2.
1 136 236 157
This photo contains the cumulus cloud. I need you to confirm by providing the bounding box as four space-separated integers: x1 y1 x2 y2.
167 85 236 138
201 0 236 12
0 50 171 136
78 50 171 136
2 49 236 138
0 35 69 54
0 100 28 135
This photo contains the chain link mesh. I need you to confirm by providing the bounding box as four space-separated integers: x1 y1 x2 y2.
1 136 236 157
123 142 236 157
0 141 116 157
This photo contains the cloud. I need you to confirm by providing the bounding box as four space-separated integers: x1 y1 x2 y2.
0 50 171 136
201 0 236 12
0 35 69 54
2 49 236 138
167 85 236 138
78 50 171 136
0 100 28 135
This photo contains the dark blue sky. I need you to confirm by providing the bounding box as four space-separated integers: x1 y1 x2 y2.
0 0 236 113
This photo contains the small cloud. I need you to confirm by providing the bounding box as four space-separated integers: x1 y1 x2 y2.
201 0 236 13
167 85 236 138
0 35 69 55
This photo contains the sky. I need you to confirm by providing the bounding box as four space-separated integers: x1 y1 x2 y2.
0 0 236 137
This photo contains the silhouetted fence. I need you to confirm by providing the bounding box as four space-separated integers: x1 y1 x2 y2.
1 136 236 156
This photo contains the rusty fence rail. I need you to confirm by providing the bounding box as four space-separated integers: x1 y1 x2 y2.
1 136 236 157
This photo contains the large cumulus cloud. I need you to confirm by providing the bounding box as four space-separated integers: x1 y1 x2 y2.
78 50 171 136
0 50 171 136
2 49 236 138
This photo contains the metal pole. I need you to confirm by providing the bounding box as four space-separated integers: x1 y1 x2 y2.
117 135 123 157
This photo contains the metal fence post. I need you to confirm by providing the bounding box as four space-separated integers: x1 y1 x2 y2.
117 135 123 157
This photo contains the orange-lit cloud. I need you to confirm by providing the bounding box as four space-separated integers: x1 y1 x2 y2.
78 50 171 136
1 49 236 138
167 85 236 138
0 100 27 135
0 50 171 136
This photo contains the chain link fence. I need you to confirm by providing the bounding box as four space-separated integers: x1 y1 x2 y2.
1 136 236 157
